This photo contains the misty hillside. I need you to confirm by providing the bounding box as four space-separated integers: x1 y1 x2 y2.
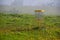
0 5 60 16
0 0 60 15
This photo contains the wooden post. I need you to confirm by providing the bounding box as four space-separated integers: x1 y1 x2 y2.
35 10 45 27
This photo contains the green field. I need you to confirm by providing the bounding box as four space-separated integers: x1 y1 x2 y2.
0 13 60 40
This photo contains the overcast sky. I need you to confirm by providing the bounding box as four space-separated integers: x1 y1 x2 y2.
0 0 14 5
0 0 59 7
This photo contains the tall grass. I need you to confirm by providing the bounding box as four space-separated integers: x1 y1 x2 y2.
0 13 60 40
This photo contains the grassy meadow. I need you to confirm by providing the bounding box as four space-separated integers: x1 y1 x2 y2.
0 13 60 40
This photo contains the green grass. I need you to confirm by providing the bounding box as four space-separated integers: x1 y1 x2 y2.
0 13 60 40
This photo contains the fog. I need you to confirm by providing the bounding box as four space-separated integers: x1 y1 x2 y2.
0 0 60 16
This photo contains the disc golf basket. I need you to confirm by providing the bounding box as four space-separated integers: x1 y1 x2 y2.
35 10 45 27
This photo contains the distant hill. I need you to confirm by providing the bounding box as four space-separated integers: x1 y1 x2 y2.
0 5 60 16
